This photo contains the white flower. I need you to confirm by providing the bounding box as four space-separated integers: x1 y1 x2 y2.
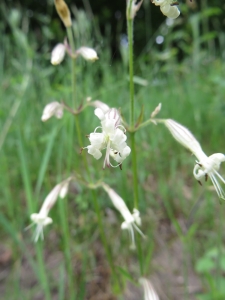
27 178 71 242
165 119 225 200
84 108 131 168
139 278 160 300
102 184 145 249
76 47 98 61
151 0 180 19
41 101 64 122
51 43 66 65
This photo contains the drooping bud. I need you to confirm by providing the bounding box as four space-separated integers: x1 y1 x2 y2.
54 0 72 28
76 47 98 61
151 103 162 118
51 43 66 65
41 101 64 122
164 119 205 159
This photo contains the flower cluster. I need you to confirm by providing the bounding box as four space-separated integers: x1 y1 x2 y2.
165 119 225 200
102 183 144 249
151 0 180 19
84 108 131 168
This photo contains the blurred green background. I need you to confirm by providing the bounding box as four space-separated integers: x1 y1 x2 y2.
1 0 225 299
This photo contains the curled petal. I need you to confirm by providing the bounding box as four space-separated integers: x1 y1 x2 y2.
89 132 105 149
94 108 105 121
87 145 102 159
91 101 110 113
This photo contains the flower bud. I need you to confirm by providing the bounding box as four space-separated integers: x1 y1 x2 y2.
76 47 98 61
41 101 63 122
127 0 143 20
54 0 72 28
51 43 66 65
151 103 162 118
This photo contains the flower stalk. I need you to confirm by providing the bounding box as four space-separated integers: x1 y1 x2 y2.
126 0 144 276
66 23 121 292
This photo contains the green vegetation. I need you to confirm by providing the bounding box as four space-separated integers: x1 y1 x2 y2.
1 1 225 299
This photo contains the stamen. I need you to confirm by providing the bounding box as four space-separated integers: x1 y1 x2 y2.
210 174 225 200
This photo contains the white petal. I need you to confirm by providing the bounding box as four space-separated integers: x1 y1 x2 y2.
91 101 110 113
87 145 102 159
101 119 116 134
94 108 105 121
139 278 160 300
165 6 180 19
89 132 105 149
160 3 170 14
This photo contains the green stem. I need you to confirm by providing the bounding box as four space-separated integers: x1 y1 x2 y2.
35 242 51 300
67 27 121 292
58 196 76 299
131 133 138 208
127 18 135 127
127 1 143 276
67 27 77 109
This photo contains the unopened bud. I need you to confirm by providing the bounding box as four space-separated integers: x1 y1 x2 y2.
127 0 143 20
41 101 63 122
51 43 66 65
54 0 72 28
151 103 162 118
76 47 98 61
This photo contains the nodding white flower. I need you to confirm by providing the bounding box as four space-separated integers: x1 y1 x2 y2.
126 0 143 20
84 108 131 168
165 119 225 200
27 178 71 242
41 101 64 122
102 184 145 249
139 278 160 300
151 0 180 19
76 47 98 61
51 43 66 65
